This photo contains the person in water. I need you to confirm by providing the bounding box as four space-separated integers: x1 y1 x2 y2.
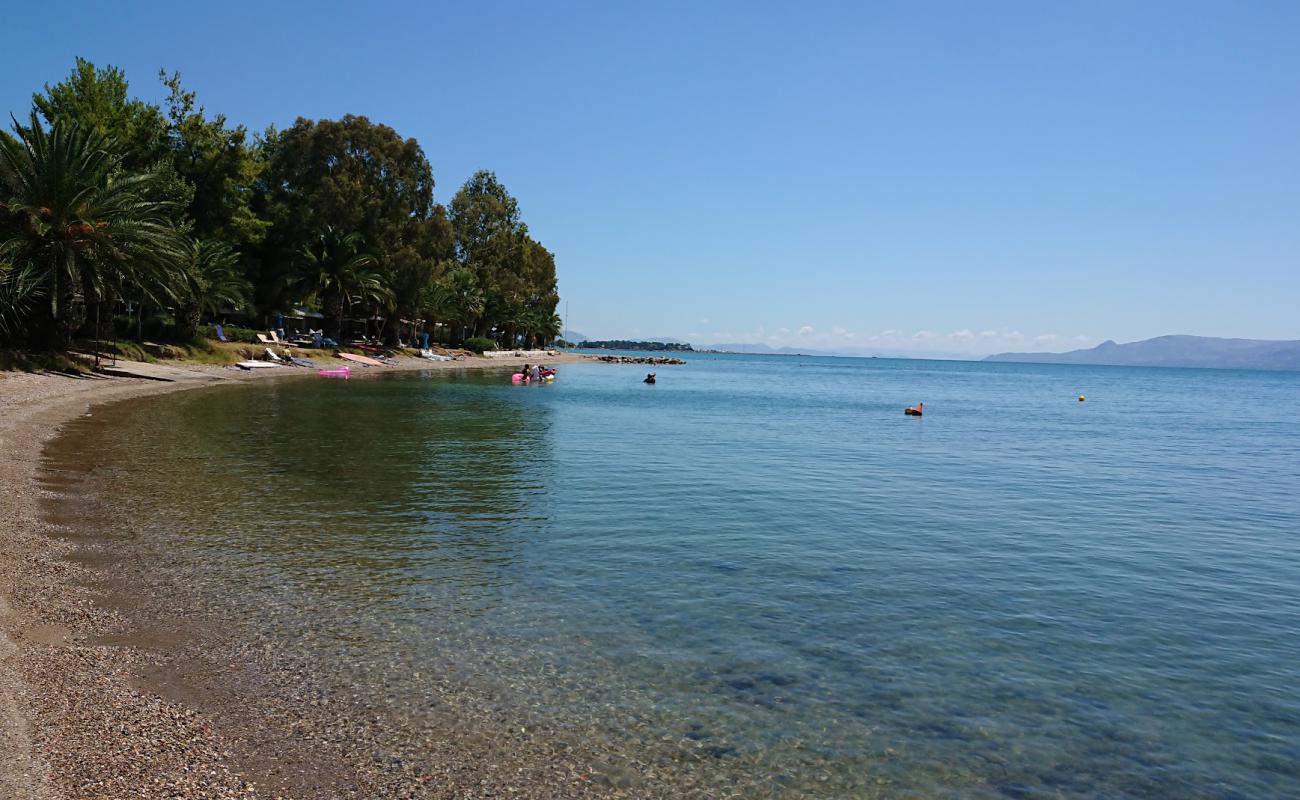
644 372 656 384
905 402 923 416
530 363 541 382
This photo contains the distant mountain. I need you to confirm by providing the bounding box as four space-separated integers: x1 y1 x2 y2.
985 335 1300 371
560 329 588 343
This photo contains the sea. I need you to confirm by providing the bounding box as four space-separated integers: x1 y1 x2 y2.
47 353 1300 798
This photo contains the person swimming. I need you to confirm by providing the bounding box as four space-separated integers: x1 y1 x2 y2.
904 402 923 416
529 363 541 382
644 372 656 384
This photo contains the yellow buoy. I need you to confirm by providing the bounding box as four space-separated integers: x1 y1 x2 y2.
1078 395 1085 402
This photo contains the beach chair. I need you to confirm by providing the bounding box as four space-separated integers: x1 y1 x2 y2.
256 333 277 345
270 331 295 348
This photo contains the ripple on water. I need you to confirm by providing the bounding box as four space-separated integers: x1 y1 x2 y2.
59 356 1300 797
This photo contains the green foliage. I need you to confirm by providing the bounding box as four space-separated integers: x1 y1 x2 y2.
34 59 166 167
464 336 497 353
178 239 251 337
254 115 444 313
2 59 563 358
197 323 261 344
445 171 559 348
292 226 391 338
34 58 191 206
160 71 268 247
0 111 188 348
0 348 89 373
0 261 44 343
111 313 191 345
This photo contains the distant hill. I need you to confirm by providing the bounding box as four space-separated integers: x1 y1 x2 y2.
985 335 1300 371
560 329 588 343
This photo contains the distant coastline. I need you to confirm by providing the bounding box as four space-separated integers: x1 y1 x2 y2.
579 340 694 352
986 335 1300 371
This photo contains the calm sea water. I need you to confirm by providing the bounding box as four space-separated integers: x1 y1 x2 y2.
64 355 1300 797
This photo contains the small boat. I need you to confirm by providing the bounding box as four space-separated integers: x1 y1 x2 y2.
318 367 351 379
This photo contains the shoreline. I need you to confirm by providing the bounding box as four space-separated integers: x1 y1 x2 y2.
0 351 598 799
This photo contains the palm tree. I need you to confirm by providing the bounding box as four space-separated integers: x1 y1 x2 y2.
0 260 43 344
418 281 456 345
441 267 484 345
177 239 250 339
0 112 186 349
526 309 563 349
293 226 391 340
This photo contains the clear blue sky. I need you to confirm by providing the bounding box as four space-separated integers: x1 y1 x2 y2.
4 1 1297 355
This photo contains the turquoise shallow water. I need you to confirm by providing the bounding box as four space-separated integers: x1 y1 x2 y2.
68 355 1300 797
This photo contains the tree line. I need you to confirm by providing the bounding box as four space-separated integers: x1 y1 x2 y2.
579 340 694 352
0 59 561 352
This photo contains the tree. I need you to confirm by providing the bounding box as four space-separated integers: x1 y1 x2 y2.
449 170 527 337
517 235 559 341
377 212 453 344
34 58 190 206
0 260 43 344
292 227 390 339
160 71 268 248
523 309 563 349
0 112 187 348
255 115 440 312
177 239 250 339
421 266 483 345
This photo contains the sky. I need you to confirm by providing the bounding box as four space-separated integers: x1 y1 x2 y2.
4 1 1298 356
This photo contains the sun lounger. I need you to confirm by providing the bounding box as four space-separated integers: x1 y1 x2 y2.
337 352 385 367
215 323 229 343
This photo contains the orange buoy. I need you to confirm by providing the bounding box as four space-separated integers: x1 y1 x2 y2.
904 402 923 416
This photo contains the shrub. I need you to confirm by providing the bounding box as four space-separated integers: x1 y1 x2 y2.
464 336 497 353
198 323 261 344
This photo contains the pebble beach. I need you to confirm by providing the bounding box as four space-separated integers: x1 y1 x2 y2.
0 351 607 800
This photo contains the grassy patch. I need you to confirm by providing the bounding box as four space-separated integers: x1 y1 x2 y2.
0 349 91 374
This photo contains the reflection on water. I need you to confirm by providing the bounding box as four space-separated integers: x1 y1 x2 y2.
51 358 1300 797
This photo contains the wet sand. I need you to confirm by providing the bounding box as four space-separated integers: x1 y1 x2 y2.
0 352 604 800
